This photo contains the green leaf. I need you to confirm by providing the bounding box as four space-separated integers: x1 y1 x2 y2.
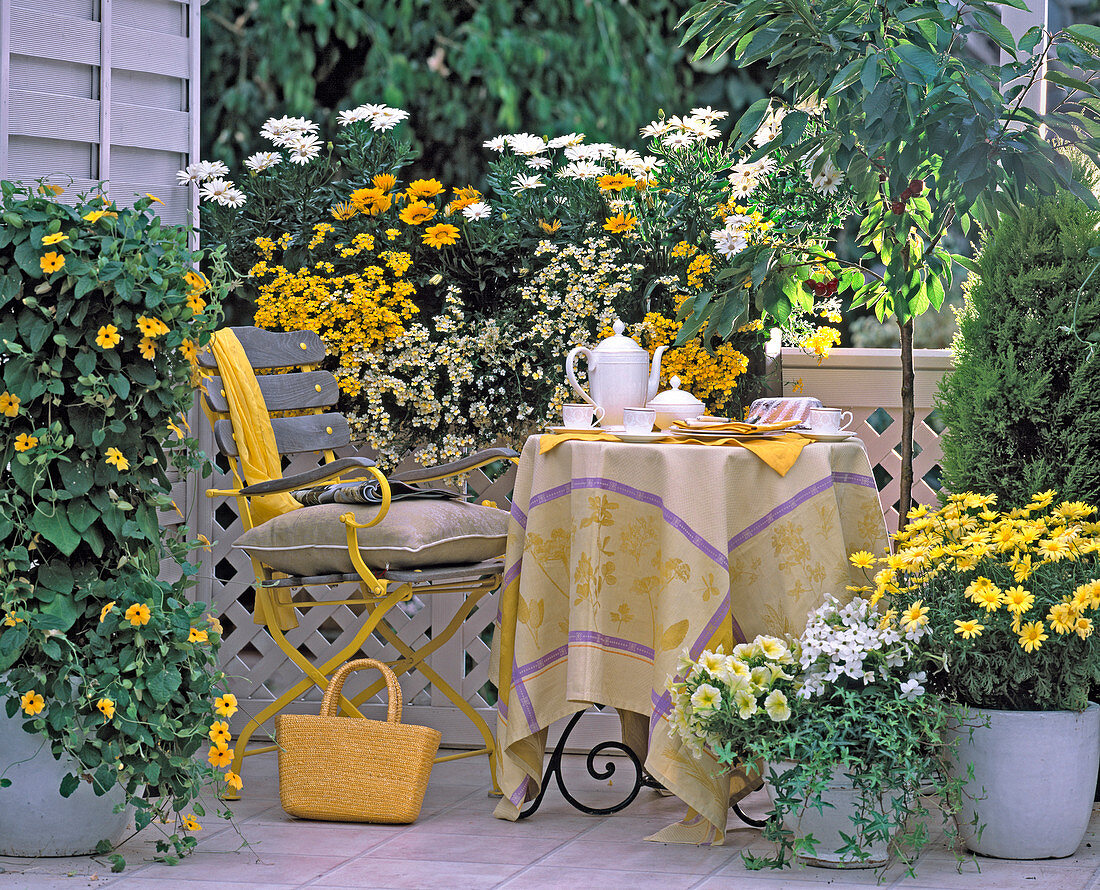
894 44 939 82
146 668 182 703
1066 23 1100 49
34 505 81 556
731 97 771 151
59 773 80 798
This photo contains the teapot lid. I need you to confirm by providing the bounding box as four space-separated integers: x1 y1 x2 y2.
593 319 648 356
648 376 705 410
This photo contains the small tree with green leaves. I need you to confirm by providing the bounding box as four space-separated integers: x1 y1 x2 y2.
679 0 1100 516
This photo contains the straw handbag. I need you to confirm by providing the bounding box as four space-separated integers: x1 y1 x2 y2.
275 658 441 823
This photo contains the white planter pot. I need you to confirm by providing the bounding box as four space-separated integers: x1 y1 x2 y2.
766 762 901 868
946 702 1100 859
0 706 132 856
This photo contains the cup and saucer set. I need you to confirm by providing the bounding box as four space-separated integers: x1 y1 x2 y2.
544 321 858 443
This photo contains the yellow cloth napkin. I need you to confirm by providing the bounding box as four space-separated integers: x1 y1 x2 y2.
209 329 301 526
672 432 810 476
539 430 627 453
671 418 802 434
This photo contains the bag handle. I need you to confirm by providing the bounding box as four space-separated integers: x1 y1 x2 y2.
320 658 402 723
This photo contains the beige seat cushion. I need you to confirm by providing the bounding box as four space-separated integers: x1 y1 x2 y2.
234 500 510 575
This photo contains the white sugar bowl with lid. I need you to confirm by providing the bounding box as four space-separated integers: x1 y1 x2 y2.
648 377 705 430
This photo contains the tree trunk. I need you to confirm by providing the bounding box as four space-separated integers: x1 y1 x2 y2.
898 316 915 526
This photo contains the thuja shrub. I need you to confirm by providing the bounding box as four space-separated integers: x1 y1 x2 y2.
0 181 236 863
937 190 1100 507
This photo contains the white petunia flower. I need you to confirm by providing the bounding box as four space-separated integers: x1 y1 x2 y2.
899 672 926 701
690 683 722 711
462 201 491 221
244 151 282 172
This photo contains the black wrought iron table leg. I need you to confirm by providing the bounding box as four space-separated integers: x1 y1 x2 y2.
518 709 645 819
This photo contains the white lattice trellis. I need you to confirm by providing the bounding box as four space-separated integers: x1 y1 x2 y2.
781 347 952 534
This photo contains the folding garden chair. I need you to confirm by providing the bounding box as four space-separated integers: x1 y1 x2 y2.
197 326 515 796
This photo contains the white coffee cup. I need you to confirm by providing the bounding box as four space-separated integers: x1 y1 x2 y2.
622 406 656 434
809 407 853 432
562 403 605 429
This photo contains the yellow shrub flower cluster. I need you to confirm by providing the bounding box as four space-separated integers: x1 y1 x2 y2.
627 311 749 410
251 236 419 389
857 489 1100 710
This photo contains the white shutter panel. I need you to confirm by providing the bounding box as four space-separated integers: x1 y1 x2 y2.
1 0 199 225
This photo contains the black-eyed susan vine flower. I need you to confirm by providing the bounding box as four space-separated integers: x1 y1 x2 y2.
99 601 116 622
105 447 130 471
20 690 44 716
13 433 37 452
96 324 121 349
97 698 116 720
0 392 19 417
207 744 232 768
214 693 238 717
39 251 65 273
124 603 151 626
181 815 202 832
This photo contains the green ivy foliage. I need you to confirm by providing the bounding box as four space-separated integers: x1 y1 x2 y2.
0 181 233 862
937 191 1100 508
200 0 770 186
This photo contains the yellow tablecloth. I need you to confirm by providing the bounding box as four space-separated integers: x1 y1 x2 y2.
490 435 889 842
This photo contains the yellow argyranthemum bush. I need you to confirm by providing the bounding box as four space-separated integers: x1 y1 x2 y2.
0 180 238 865
863 490 1100 711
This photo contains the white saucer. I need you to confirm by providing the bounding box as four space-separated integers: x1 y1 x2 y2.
546 426 607 434
613 431 670 443
798 429 856 442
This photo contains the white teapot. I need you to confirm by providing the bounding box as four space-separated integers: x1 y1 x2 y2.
565 320 667 427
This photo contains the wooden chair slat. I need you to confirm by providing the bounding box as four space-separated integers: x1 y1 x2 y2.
196 325 327 370
203 370 340 414
213 413 351 458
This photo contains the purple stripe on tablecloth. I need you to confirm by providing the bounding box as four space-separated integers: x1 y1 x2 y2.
503 558 523 590
834 471 876 488
727 475 835 552
510 501 528 530
510 775 529 807
515 644 569 679
511 659 541 733
529 477 728 570
569 629 655 661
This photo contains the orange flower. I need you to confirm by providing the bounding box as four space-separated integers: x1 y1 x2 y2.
14 433 38 452
207 743 233 768
124 603 151 626
20 690 45 716
399 200 437 226
39 252 65 274
0 391 20 417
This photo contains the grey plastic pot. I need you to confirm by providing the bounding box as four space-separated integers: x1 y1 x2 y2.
946 702 1100 859
0 704 132 856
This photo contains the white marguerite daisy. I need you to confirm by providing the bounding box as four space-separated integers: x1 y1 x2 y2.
526 156 552 169
512 173 545 192
753 107 787 147
337 106 372 126
640 120 673 139
462 201 491 220
285 133 322 164
547 132 585 149
691 106 729 122
220 187 247 208
811 160 845 195
199 178 233 202
483 135 508 152
506 133 547 156
558 160 606 180
370 107 409 131
662 131 694 149
244 151 282 172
